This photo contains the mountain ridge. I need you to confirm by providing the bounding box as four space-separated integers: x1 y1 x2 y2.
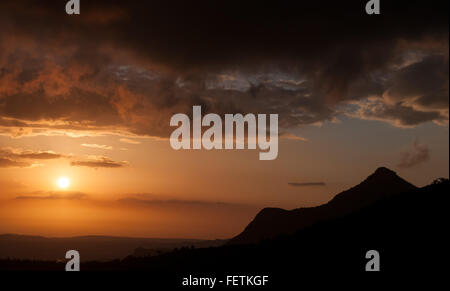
228 167 417 245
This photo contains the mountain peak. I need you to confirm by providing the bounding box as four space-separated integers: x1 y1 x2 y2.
228 167 417 245
330 166 416 205
373 167 397 176
362 167 408 186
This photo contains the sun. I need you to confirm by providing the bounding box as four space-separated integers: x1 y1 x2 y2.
57 177 70 189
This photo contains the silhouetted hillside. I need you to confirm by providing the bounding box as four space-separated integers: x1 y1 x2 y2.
228 167 417 244
1 172 447 282
86 177 448 275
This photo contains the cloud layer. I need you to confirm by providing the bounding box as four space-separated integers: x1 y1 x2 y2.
0 147 127 168
0 0 448 138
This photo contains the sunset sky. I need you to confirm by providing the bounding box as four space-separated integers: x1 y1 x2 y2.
0 0 448 239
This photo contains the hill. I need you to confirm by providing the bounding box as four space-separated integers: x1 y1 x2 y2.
228 167 417 244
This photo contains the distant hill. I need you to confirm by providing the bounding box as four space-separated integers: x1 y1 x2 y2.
228 167 417 245
0 234 226 261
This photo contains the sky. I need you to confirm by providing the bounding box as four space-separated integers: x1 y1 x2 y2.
0 0 448 239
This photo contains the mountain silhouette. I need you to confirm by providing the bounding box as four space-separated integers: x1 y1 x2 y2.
228 167 417 245
1 170 447 280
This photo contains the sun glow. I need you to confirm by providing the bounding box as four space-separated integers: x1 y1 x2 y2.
57 177 70 189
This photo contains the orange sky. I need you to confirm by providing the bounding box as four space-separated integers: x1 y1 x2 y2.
0 121 448 239
0 1 448 239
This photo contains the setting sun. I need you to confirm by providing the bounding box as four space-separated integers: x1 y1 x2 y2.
57 177 70 189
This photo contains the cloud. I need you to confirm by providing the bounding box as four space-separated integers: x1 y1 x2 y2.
0 0 447 139
81 143 113 150
17 152 63 159
350 55 449 127
15 191 88 200
384 55 449 111
119 138 141 145
354 98 446 127
0 148 62 167
0 147 127 169
397 141 430 168
0 148 63 160
288 182 326 187
0 157 30 168
70 156 128 168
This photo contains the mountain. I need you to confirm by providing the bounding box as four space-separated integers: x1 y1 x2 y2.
228 167 417 245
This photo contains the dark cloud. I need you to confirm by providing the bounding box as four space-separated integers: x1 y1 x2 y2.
288 182 326 187
70 156 127 168
356 100 446 127
355 55 449 126
397 141 430 168
0 0 448 137
385 55 449 110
